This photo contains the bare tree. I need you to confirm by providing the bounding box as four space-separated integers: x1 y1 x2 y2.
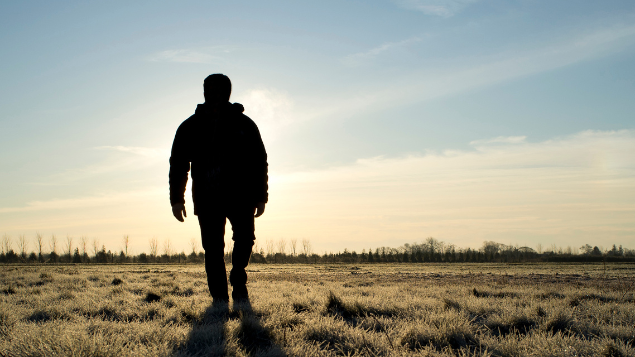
80 236 88 262
190 237 198 255
425 237 438 254
536 243 542 254
433 241 445 255
266 239 275 257
302 239 312 256
277 238 286 255
2 234 11 255
65 235 73 262
49 235 57 255
122 235 129 258
481 241 499 256
92 238 99 257
36 232 43 260
149 237 158 258
290 238 297 256
163 238 172 257
18 234 27 258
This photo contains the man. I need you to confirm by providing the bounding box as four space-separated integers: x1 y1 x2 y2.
169 74 268 303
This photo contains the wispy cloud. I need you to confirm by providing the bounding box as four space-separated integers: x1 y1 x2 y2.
470 136 527 146
234 88 296 142
3 131 634 252
26 146 168 186
0 188 162 213
93 146 165 157
315 23 635 121
265 130 635 249
0 187 171 243
343 36 423 66
395 0 479 17
147 47 232 64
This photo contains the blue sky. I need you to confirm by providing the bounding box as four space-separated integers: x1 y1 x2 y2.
1 1 634 255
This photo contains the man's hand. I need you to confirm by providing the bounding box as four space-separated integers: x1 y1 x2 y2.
255 202 266 218
172 203 186 222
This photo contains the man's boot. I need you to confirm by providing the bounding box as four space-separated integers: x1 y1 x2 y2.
205 250 229 302
230 242 252 302
231 283 249 302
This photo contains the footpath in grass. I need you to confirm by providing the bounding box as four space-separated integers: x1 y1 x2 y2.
1 263 634 356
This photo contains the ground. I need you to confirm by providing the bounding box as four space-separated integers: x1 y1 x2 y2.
1 263 634 357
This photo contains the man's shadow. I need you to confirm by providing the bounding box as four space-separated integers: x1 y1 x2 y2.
173 298 286 356
172 301 229 356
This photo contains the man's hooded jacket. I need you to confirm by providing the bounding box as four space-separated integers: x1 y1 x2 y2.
169 102 268 214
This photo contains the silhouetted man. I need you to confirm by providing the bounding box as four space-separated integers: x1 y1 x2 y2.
169 74 268 303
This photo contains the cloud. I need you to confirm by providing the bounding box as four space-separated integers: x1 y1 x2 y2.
93 146 165 157
73 145 166 177
147 47 232 64
0 187 180 250
27 146 168 186
3 130 634 252
411 23 635 96
261 130 635 249
395 0 479 17
234 88 296 142
317 23 635 121
470 136 527 146
0 188 162 213
343 36 423 66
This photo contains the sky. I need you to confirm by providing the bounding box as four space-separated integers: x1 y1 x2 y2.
1 0 635 256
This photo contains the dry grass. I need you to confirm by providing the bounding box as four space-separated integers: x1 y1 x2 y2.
1 263 634 356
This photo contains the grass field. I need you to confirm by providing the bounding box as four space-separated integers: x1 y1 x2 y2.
1 263 634 356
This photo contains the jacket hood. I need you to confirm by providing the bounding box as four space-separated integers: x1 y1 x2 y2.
195 102 245 115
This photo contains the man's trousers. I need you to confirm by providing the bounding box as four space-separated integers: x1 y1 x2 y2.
197 205 255 301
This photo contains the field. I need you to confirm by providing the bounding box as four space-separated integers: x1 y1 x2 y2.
1 263 634 357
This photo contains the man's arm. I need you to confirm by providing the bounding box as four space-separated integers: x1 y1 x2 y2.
249 120 268 217
172 203 187 222
169 124 191 222
255 202 265 218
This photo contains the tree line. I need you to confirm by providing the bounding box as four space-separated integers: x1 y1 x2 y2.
1 233 634 264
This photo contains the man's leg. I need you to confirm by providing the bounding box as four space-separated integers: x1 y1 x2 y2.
197 213 229 301
227 205 255 301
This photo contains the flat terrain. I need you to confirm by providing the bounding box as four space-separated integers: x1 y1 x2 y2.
1 263 634 356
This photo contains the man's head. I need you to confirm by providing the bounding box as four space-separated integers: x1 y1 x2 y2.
204 74 232 103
